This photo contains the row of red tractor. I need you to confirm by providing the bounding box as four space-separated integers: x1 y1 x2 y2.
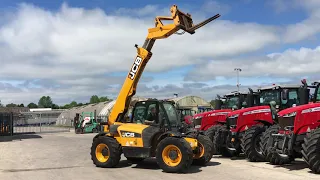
178 79 320 174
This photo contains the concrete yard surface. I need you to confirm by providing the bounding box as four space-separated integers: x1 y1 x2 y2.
0 132 319 180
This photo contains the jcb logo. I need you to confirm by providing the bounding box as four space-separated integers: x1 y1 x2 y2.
128 56 142 80
122 132 135 137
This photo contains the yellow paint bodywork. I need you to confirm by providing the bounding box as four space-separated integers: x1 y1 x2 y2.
114 123 149 147
183 137 198 150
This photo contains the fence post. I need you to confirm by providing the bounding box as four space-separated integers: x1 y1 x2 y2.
10 112 13 136
39 113 42 133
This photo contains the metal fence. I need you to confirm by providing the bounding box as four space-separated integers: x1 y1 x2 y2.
14 111 70 134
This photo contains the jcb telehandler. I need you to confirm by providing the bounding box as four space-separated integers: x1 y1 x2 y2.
90 5 220 173
261 80 320 174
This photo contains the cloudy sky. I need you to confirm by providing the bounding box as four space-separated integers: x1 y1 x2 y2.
0 0 320 106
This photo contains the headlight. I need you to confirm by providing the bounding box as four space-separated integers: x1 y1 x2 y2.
283 112 296 117
229 114 239 118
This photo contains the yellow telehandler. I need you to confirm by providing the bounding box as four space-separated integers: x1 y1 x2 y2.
90 5 220 173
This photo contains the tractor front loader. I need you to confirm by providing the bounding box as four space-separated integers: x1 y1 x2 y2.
90 5 220 173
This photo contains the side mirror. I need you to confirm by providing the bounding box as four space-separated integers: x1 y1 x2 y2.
298 87 310 104
281 89 289 100
214 99 222 110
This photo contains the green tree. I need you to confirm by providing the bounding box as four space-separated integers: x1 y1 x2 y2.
38 96 53 108
99 96 110 102
18 104 24 107
77 103 83 106
27 102 38 108
90 95 100 104
70 101 78 107
51 104 60 109
6 103 17 107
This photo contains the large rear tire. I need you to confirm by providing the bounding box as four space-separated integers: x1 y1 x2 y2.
192 134 214 165
90 136 121 168
156 137 193 173
204 125 221 154
241 124 266 162
302 128 320 174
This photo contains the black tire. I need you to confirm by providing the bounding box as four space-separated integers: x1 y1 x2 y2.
90 136 121 168
263 125 294 165
126 157 145 163
204 125 221 155
213 125 240 157
75 128 82 134
302 128 320 174
259 124 280 162
192 134 214 166
241 124 266 162
156 137 193 173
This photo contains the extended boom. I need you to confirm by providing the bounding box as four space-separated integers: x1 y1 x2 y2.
107 5 220 129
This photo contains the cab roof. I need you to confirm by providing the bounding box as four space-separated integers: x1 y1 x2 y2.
258 84 301 91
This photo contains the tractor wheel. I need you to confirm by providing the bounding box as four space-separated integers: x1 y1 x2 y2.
156 137 193 173
213 125 240 157
264 126 294 165
75 128 83 134
90 136 121 168
192 134 214 166
204 125 221 155
241 124 266 162
259 124 280 162
126 157 145 163
302 128 320 174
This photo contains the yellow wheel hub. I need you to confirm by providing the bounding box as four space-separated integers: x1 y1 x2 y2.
162 145 182 167
95 143 110 163
194 142 205 159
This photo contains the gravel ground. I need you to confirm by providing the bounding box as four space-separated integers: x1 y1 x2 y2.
0 131 319 180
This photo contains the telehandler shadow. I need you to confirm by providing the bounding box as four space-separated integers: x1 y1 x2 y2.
117 158 221 174
0 132 42 142
213 154 246 160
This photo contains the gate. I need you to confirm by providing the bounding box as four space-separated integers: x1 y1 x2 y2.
0 112 13 136
13 111 70 134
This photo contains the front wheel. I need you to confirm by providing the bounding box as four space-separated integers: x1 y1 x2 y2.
192 134 214 166
156 137 193 173
90 136 121 168
241 124 266 162
204 125 221 155
302 128 320 174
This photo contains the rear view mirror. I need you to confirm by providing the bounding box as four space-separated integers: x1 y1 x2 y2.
214 99 222 110
298 87 310 105
281 89 289 100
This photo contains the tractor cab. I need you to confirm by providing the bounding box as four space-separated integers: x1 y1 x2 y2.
176 107 195 124
219 89 259 110
197 106 213 113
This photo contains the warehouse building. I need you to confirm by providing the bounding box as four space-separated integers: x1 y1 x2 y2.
169 95 212 113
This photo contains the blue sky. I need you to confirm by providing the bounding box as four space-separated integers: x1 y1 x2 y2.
0 0 319 105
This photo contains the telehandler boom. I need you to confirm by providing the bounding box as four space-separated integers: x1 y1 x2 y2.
91 5 220 173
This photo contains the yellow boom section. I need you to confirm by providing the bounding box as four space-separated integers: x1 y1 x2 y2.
106 5 220 129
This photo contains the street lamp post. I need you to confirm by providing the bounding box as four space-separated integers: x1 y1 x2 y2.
234 68 242 92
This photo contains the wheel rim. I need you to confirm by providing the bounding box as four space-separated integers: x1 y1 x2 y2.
162 145 182 167
194 142 205 159
254 134 262 154
95 143 110 163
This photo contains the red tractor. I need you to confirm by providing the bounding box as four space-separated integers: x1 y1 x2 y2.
193 90 258 154
213 83 307 161
261 81 320 174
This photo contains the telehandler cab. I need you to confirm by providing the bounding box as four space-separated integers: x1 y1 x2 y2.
90 5 220 173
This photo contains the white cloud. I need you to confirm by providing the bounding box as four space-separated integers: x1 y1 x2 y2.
186 46 320 81
0 2 282 105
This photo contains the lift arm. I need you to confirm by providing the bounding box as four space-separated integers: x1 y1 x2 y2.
107 5 220 127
